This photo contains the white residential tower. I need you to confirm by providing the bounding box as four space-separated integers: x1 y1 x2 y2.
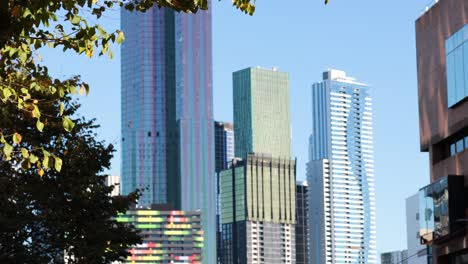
307 69 377 264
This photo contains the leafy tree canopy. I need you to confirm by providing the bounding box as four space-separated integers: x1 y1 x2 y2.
0 0 257 174
0 92 143 263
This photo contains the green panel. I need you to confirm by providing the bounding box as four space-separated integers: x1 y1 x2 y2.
221 155 297 225
220 167 245 224
234 68 291 159
233 68 253 158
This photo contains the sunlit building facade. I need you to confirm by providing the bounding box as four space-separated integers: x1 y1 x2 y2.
220 154 296 264
307 69 377 264
120 4 215 263
415 1 468 262
233 67 291 159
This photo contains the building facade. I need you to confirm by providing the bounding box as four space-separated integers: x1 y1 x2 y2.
415 0 468 263
120 5 215 263
381 250 408 264
307 69 377 264
220 154 296 264
215 121 235 173
233 67 291 159
295 181 308 264
405 194 432 264
215 121 235 263
116 205 203 263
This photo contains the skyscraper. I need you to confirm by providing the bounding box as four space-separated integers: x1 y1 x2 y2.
233 67 291 159
214 121 234 264
220 66 296 263
307 69 377 264
120 5 215 263
415 0 468 263
295 181 308 264
220 154 296 264
215 121 235 173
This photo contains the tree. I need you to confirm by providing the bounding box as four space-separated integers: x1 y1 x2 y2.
0 0 258 173
0 93 143 263
0 0 259 262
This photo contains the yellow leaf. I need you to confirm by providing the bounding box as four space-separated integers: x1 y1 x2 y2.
38 169 44 177
79 85 85 95
13 132 22 144
85 49 93 58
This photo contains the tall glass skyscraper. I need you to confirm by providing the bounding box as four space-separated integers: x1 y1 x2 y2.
307 69 377 264
120 4 215 263
233 67 291 159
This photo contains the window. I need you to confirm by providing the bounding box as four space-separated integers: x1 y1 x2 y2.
446 24 468 107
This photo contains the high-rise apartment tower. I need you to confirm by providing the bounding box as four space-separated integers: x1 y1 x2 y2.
307 69 377 264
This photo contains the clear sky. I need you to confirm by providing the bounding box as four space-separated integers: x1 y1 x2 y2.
40 0 433 257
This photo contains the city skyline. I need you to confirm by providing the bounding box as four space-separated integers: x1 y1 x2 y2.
39 0 431 256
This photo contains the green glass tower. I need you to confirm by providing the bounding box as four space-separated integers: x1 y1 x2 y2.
233 67 291 158
222 67 296 263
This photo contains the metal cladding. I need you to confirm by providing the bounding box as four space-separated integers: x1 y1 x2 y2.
116 209 203 264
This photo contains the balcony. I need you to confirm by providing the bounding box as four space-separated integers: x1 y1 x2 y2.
418 176 466 245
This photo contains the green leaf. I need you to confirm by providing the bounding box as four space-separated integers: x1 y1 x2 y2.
54 156 62 172
42 148 50 157
21 148 29 158
36 119 44 132
83 83 90 96
32 105 41 118
59 102 64 116
13 132 22 144
17 98 24 109
43 155 49 169
2 88 12 100
116 31 125 44
22 8 32 18
62 117 75 132
19 51 27 64
29 154 39 164
108 50 113 59
3 143 13 160
71 15 82 25
8 47 17 57
0 135 5 144
21 159 31 170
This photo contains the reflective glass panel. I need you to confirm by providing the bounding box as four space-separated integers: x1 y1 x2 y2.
456 139 464 153
446 24 468 107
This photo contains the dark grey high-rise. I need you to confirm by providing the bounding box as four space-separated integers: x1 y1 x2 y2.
295 181 308 264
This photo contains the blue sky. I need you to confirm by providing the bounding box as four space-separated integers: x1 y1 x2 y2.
41 0 432 257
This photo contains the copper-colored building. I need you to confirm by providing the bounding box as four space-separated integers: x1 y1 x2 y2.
416 0 468 263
